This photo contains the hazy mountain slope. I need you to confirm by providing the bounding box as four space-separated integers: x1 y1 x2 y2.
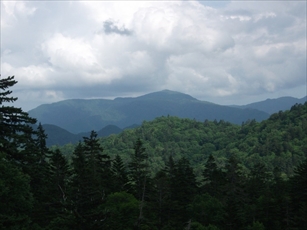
42 124 81 146
236 96 307 114
29 90 270 133
97 125 122 137
42 124 122 147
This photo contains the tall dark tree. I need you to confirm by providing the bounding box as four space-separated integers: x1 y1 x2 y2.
111 154 129 192
243 162 272 228
47 148 71 227
290 159 307 229
27 123 53 228
83 130 112 195
223 155 247 230
202 154 225 200
70 142 88 229
0 76 36 162
150 169 172 229
70 131 110 230
104 192 139 230
0 76 43 229
0 151 33 230
169 157 198 228
128 138 150 229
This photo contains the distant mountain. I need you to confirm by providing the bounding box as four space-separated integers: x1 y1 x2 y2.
235 96 307 114
97 125 122 137
42 124 122 147
29 89 270 133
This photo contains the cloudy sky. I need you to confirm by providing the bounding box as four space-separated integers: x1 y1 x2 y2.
1 1 306 111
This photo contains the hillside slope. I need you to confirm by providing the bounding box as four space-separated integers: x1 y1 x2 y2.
96 101 307 177
42 124 122 147
55 101 307 178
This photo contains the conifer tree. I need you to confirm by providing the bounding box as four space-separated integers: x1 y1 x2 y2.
149 169 172 229
0 76 36 162
48 148 71 226
202 154 225 200
223 155 247 230
28 123 53 228
290 159 307 229
0 151 33 229
169 157 198 228
111 154 129 192
70 132 109 230
128 138 150 229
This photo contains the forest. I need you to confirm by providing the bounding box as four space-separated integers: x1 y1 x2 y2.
1 76 307 230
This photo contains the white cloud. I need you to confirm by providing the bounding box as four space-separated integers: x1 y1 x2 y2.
41 33 101 76
1 1 36 28
1 0 306 110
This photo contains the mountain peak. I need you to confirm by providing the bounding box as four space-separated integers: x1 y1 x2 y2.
136 89 198 101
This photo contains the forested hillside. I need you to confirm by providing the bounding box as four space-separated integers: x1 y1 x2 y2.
1 76 307 230
56 102 307 178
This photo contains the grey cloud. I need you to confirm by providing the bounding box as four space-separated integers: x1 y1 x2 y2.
2 1 306 111
103 20 132 36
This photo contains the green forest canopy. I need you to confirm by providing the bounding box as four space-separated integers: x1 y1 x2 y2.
56 102 307 179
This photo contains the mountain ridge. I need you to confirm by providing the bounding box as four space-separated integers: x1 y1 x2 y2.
233 96 307 114
28 90 305 134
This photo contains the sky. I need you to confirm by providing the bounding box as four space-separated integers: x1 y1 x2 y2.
1 0 306 111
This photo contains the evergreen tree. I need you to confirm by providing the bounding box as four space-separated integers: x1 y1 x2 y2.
290 159 307 229
48 148 71 227
70 142 87 228
26 124 53 228
0 151 33 230
202 154 225 200
70 131 110 230
111 154 129 192
150 169 172 229
104 192 139 230
223 155 247 230
169 157 198 228
0 76 36 159
83 131 112 195
128 138 150 229
189 193 225 228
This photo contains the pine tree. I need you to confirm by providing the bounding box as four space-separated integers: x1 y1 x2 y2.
0 151 33 229
48 148 71 227
28 123 53 228
0 76 44 228
150 169 172 229
223 155 247 230
128 138 149 229
83 131 112 195
290 159 307 229
70 131 110 230
169 157 198 228
244 162 272 227
111 154 129 192
202 154 225 200
0 76 36 162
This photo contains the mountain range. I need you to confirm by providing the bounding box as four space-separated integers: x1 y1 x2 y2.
28 90 306 146
232 96 307 114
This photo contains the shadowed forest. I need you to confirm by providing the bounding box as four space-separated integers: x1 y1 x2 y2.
1 76 307 230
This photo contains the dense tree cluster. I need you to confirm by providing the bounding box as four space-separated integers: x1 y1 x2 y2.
1 76 306 229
